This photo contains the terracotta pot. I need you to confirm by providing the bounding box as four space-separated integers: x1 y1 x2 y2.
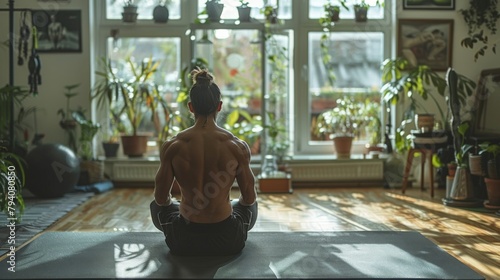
333 136 353 159
487 160 499 179
415 114 434 133
484 177 500 205
447 163 457 177
121 135 149 157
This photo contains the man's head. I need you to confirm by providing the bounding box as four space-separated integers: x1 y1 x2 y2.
188 68 222 117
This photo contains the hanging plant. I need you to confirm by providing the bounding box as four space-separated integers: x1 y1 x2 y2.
460 0 500 61
319 1 349 87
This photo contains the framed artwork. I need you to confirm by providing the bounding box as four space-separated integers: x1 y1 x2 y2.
32 10 82 53
403 0 455 10
397 19 454 71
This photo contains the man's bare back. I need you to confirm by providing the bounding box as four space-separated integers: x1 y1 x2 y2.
155 121 256 223
151 68 257 256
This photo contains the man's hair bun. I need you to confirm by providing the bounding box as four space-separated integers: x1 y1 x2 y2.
191 67 213 86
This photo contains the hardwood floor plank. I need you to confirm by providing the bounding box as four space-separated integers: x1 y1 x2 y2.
46 187 500 280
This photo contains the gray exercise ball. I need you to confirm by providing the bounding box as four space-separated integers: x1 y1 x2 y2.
26 143 80 198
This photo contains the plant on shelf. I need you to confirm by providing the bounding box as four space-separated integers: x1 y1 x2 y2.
122 0 139 23
153 0 172 23
314 97 365 159
92 57 165 157
205 0 224 22
460 0 500 61
57 83 80 153
261 4 279 24
237 0 252 22
319 1 350 87
353 0 383 22
319 1 349 24
380 57 476 153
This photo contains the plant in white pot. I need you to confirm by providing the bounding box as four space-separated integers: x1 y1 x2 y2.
92 57 165 157
315 97 364 159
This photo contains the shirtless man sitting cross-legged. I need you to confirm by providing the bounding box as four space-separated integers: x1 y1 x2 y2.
150 68 258 256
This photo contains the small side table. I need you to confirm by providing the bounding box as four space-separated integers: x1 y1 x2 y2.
258 173 292 193
402 148 435 197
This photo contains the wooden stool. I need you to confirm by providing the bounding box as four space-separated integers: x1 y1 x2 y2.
402 148 435 198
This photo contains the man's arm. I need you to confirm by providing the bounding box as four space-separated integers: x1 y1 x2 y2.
154 139 175 206
235 140 257 206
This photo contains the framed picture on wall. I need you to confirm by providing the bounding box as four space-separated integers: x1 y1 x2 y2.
32 10 82 53
403 0 455 10
397 19 454 71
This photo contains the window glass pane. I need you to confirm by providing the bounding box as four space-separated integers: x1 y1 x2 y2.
309 0 383 20
106 37 180 151
196 0 291 20
308 32 383 144
106 0 181 20
193 29 263 154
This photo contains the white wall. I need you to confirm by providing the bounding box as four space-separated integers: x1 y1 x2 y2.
0 0 91 147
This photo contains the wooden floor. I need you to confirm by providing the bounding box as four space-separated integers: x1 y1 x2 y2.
47 186 500 280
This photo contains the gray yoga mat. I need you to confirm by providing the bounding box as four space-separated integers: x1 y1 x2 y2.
0 231 484 279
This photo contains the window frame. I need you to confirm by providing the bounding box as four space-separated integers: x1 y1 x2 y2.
93 0 395 158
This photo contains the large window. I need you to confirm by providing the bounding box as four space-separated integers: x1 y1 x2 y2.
97 0 391 158
308 32 384 143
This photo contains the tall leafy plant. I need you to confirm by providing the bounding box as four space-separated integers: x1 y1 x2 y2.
380 57 476 152
92 57 164 136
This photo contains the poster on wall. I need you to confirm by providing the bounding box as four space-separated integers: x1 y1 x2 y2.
403 0 455 10
32 10 82 53
397 19 454 71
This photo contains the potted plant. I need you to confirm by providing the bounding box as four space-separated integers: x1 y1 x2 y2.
479 142 500 207
223 108 262 155
122 0 138 23
237 1 252 22
315 97 364 159
205 0 224 22
153 0 171 23
353 0 383 22
381 57 476 153
72 109 103 185
361 98 383 153
460 0 500 61
92 57 164 157
261 5 278 24
0 142 26 219
319 1 349 24
57 84 80 153
319 1 350 87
